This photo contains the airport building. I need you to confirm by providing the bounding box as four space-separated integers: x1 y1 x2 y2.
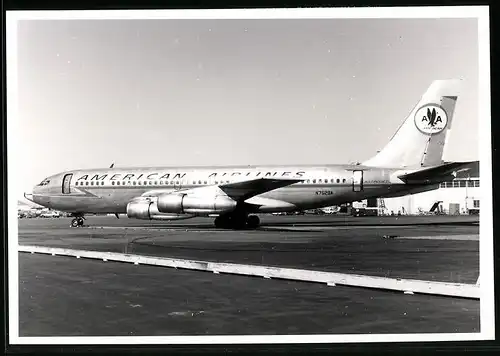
381 162 480 215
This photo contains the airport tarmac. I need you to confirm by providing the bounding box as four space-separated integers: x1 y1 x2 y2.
17 214 480 336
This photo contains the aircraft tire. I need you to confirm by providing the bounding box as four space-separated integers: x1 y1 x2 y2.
214 216 224 228
214 214 247 230
230 215 247 230
77 217 85 227
246 215 260 229
71 218 79 228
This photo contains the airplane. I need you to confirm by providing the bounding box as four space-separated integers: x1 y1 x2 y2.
24 79 478 229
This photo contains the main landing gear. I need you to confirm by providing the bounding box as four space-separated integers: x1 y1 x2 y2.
214 214 260 230
70 216 85 228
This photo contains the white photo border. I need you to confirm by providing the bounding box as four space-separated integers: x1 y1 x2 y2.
6 5 493 345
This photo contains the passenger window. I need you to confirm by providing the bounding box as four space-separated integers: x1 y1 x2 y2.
313 179 316 183
342 179 346 183
138 181 141 185
85 182 89 186
155 181 158 185
204 181 207 184
198 180 202 184
307 180 310 183
117 182 120 186
111 181 115 185
319 179 322 183
101 181 104 185
337 179 340 183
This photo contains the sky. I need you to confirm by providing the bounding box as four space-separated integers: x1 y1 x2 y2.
14 17 479 197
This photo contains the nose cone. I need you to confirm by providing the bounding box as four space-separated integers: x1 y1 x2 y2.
25 184 42 204
24 191 34 202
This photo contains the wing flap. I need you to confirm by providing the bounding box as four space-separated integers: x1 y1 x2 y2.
219 177 302 201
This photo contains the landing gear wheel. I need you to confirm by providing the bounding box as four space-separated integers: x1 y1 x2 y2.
71 218 79 228
246 215 260 229
214 216 224 228
231 215 247 230
71 217 85 228
214 214 247 230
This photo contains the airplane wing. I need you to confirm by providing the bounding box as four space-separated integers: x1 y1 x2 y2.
218 177 303 201
398 161 478 184
139 177 303 202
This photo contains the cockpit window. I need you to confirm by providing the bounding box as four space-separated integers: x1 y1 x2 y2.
38 179 50 186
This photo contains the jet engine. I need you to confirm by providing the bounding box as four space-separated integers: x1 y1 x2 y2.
126 197 194 221
157 192 237 215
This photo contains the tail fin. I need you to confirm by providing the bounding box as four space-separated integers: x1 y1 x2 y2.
363 79 463 168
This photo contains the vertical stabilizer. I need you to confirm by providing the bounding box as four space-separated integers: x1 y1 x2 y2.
363 79 462 168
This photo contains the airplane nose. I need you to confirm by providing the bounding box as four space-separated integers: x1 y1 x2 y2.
24 191 34 202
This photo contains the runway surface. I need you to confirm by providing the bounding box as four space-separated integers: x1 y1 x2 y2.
17 214 480 337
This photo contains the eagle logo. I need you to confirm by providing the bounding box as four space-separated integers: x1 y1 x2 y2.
423 107 442 127
414 104 448 135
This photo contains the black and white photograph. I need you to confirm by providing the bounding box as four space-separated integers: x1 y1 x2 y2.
6 6 494 345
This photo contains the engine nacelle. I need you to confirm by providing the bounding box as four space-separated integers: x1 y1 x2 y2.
157 193 237 214
126 198 194 221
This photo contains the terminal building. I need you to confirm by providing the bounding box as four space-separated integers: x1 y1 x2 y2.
381 161 480 215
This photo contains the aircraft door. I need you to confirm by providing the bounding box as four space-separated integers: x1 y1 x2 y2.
62 173 73 194
352 170 363 192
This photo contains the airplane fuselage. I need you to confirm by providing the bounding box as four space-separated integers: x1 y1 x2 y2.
30 164 436 215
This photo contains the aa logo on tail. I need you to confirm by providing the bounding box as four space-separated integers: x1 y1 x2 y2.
414 104 448 135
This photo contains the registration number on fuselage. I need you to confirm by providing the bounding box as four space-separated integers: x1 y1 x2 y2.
315 190 334 196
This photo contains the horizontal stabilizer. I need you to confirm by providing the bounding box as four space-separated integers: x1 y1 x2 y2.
398 161 478 184
219 177 302 201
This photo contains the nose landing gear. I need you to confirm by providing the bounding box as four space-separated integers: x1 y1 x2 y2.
70 216 85 228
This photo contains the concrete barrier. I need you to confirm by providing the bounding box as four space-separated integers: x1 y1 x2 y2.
18 245 480 299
